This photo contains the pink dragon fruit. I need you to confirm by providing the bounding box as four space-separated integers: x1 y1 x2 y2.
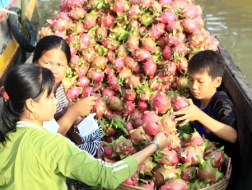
172 96 189 111
123 172 139 186
154 149 180 166
160 178 189 190
150 92 171 114
204 149 226 169
178 140 209 165
138 157 156 176
113 136 134 159
180 166 197 182
142 111 163 136
197 156 224 185
130 126 148 145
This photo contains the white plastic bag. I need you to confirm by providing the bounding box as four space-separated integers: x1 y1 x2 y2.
77 113 99 137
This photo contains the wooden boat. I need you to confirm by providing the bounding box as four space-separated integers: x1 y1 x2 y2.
219 45 252 189
0 0 37 81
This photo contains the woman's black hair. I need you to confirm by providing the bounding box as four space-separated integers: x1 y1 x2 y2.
32 35 71 64
188 50 225 79
0 64 55 145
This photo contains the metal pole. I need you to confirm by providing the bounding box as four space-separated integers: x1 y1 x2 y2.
21 0 26 62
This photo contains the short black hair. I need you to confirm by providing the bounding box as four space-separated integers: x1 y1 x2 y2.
33 35 71 65
188 50 225 79
0 64 55 144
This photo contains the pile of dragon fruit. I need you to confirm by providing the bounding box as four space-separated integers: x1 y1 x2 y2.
39 0 230 189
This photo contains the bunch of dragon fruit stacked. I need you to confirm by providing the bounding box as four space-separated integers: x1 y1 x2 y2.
38 0 229 189
107 129 228 189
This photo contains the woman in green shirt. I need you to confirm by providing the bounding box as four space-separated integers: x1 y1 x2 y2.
0 64 168 190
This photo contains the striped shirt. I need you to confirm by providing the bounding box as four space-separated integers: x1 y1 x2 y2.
54 83 103 157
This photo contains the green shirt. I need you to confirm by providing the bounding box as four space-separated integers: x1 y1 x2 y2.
0 121 138 190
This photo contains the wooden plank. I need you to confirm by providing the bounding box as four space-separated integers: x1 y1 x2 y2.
220 45 252 186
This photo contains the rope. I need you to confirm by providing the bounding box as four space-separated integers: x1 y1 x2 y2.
0 8 18 17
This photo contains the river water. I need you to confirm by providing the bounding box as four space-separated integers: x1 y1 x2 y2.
37 0 252 85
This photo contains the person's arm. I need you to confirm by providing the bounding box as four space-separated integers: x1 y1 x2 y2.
192 111 236 143
174 99 237 143
57 96 97 135
35 132 168 189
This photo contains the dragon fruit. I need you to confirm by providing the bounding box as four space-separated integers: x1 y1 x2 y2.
150 92 171 114
130 126 148 145
197 156 224 185
154 149 179 166
123 172 139 186
204 149 226 169
180 166 197 182
142 111 163 136
112 136 134 159
178 139 209 165
138 157 156 176
172 96 189 111
160 178 189 190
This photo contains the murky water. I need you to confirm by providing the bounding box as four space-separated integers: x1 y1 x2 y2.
195 0 252 85
37 0 252 85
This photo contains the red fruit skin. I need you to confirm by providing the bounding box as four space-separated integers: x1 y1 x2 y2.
180 166 197 182
108 96 122 111
103 135 113 143
150 92 171 114
66 86 81 100
138 157 156 176
113 136 134 158
123 172 139 186
103 146 114 160
178 145 204 166
142 37 156 52
102 88 115 98
162 46 173 60
130 109 143 128
130 126 147 145
81 86 93 98
166 133 181 150
148 23 165 39
155 149 179 166
185 130 204 146
123 89 136 101
204 150 225 168
77 76 90 88
161 114 177 134
123 101 136 116
160 178 188 190
143 58 157 79
142 111 163 136
175 77 189 90
138 100 149 112
172 97 189 111
134 49 151 62
104 127 116 136
93 98 107 119
126 122 134 133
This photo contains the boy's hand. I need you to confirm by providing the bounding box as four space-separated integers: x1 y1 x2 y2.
72 96 97 117
173 99 201 126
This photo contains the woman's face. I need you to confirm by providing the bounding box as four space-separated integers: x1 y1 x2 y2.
37 48 68 84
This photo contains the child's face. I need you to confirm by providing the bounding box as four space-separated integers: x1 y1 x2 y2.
35 89 58 123
188 71 221 101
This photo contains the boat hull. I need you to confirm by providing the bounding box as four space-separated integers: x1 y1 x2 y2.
0 0 37 80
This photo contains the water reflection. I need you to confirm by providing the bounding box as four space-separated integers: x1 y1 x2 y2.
196 0 252 85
